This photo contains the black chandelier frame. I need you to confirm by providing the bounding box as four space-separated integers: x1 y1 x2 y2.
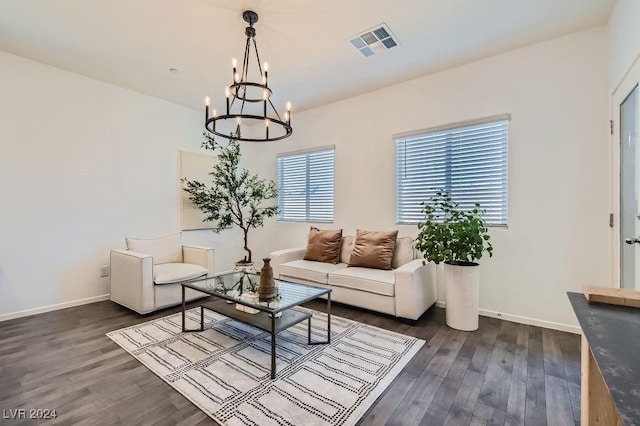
204 10 292 142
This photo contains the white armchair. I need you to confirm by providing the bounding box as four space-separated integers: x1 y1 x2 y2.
110 233 215 314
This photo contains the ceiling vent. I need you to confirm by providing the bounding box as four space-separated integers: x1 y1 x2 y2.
349 24 399 57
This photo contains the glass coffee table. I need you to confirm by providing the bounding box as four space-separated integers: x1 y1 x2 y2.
181 272 331 379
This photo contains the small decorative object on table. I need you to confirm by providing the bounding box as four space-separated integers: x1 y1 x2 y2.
259 258 277 302
236 292 260 314
234 261 257 274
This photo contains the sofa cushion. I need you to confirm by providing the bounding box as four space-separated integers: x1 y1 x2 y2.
328 267 395 296
279 260 348 284
349 229 398 270
303 227 343 264
126 233 183 265
153 263 207 284
340 236 354 264
392 237 414 268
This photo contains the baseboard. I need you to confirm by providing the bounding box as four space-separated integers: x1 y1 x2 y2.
0 294 111 322
434 301 581 334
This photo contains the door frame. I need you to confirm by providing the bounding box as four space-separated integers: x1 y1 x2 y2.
611 59 640 288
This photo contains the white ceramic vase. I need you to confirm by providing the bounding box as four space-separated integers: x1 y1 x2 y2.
444 262 480 331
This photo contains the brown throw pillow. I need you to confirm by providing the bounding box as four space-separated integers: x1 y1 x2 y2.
303 227 343 264
349 229 399 270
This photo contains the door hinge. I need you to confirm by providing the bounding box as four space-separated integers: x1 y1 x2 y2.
609 213 614 228
610 120 614 135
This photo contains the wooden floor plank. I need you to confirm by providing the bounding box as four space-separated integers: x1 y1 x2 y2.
527 326 544 371
469 317 501 374
386 373 446 426
422 354 471 424
504 324 530 425
544 374 575 426
477 340 515 411
566 380 581 426
524 367 547 426
542 328 565 379
363 371 420 426
443 369 485 425
419 401 449 426
512 324 530 383
505 376 526 426
471 401 507 425
385 327 461 425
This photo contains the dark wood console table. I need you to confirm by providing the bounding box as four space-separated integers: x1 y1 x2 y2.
568 292 640 425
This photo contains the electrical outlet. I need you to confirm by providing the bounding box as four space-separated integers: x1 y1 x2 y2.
100 265 109 277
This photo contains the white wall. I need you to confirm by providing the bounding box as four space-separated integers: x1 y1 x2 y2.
243 27 610 332
608 0 640 91
0 51 244 320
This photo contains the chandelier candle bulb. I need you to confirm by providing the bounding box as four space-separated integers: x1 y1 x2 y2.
204 96 210 122
232 58 237 81
225 87 230 114
264 62 268 86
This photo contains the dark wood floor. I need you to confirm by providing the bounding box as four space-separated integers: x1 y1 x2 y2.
0 298 581 425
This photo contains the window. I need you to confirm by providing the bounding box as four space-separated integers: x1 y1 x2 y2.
396 116 508 226
277 146 335 222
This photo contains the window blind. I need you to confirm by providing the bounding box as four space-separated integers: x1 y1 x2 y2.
277 148 335 222
396 119 508 225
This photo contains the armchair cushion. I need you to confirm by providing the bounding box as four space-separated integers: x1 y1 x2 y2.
126 233 183 265
153 263 207 285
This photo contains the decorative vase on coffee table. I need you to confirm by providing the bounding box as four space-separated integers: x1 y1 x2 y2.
259 258 277 302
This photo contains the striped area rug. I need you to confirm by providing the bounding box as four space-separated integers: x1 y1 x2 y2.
107 307 424 425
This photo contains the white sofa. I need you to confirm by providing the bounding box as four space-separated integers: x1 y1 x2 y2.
270 236 436 321
110 233 215 314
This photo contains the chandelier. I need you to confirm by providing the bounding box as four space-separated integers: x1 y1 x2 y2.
204 10 292 142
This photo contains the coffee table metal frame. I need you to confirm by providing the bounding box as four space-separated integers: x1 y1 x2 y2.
180 272 331 379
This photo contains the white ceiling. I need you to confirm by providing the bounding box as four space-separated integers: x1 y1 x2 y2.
0 0 615 114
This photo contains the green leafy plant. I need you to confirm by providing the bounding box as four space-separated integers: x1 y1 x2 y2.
182 133 278 264
414 190 493 266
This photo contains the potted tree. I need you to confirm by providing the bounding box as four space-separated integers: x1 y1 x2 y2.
414 190 493 331
182 133 278 272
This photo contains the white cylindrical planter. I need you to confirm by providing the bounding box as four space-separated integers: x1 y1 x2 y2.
444 262 479 331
